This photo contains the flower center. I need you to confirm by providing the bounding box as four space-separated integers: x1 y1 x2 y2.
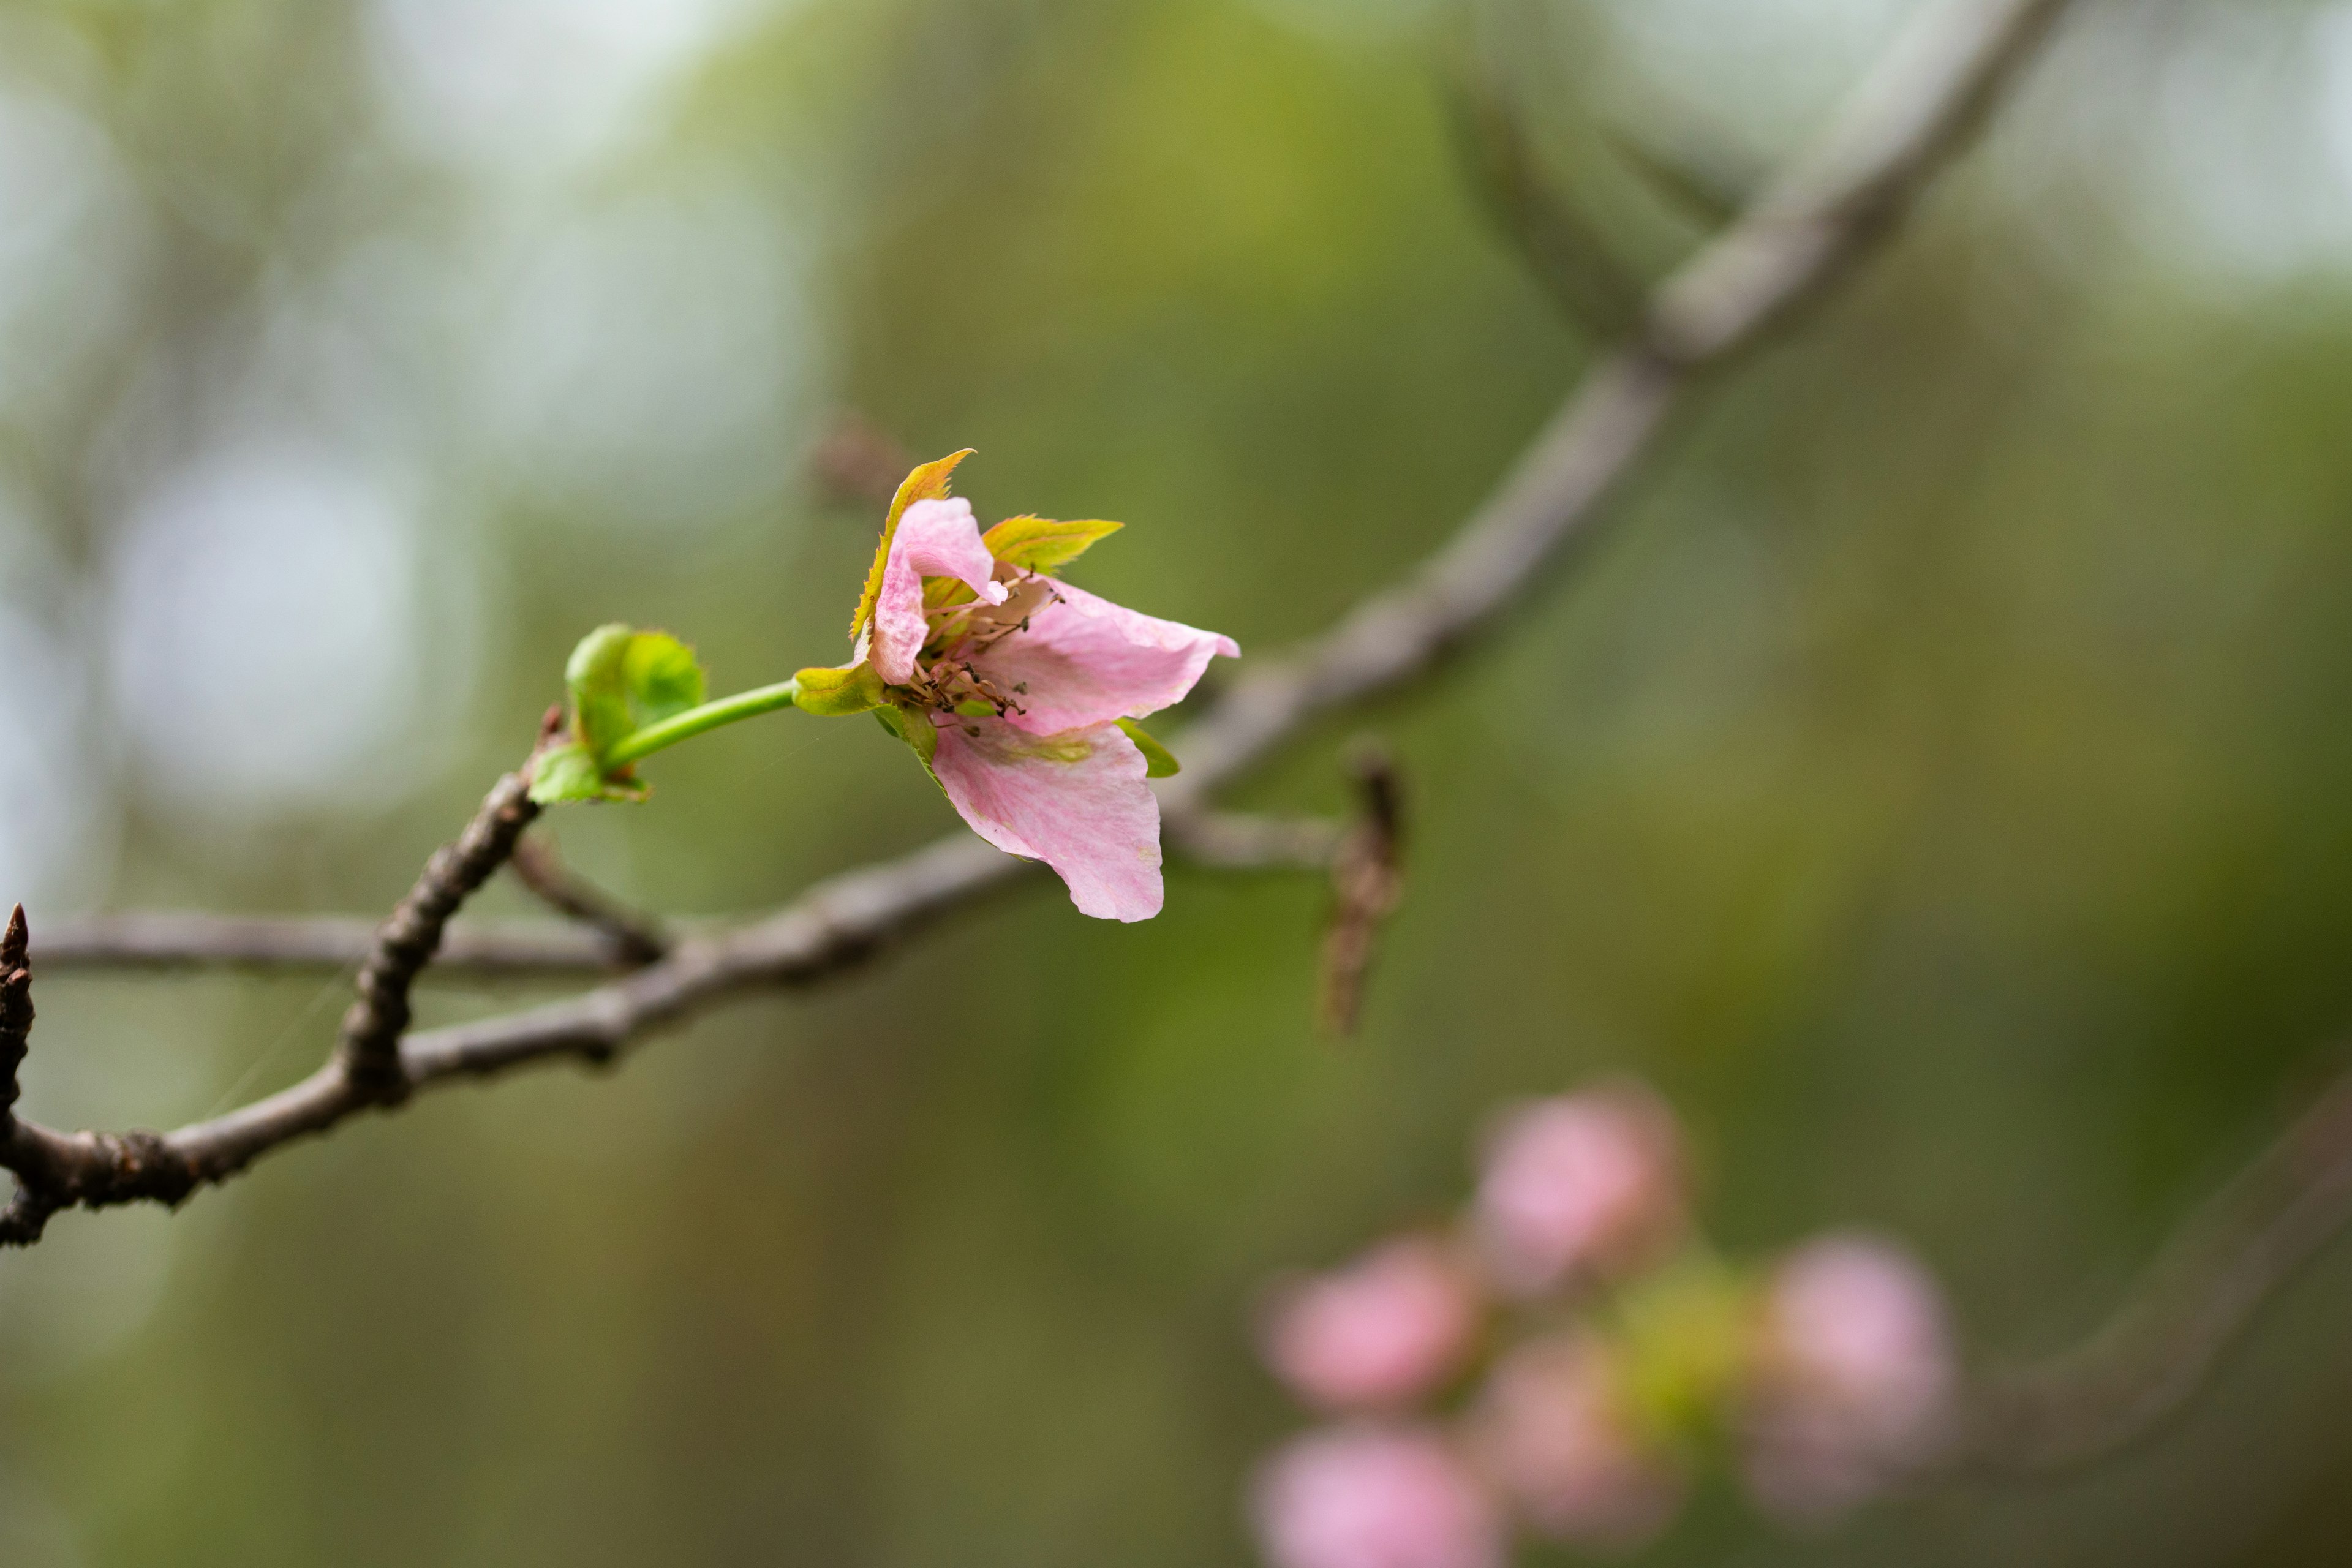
905 572 1064 718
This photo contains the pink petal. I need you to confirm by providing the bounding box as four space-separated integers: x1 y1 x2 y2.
970 580 1237 736
1471 1086 1686 1297
1738 1234 1955 1521
928 715 1164 921
870 497 1006 685
1261 1237 1482 1412
1253 1425 1504 1568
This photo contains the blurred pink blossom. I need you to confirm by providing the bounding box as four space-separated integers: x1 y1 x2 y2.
1738 1234 1956 1521
1469 1332 1686 1549
1252 1425 1504 1568
1471 1085 1686 1296
1261 1236 1482 1411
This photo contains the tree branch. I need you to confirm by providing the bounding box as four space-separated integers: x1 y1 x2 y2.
0 0 2075 1241
1953 1058 2352 1476
332 770 541 1098
28 913 628 976
1167 812 1345 871
508 834 670 968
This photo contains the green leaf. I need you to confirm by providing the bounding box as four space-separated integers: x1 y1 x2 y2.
793 662 887 717
552 624 710 804
982 515 1123 575
1116 718 1180 778
875 702 939 767
624 631 704 727
528 743 644 805
850 449 975 641
565 624 636 758
566 625 707 760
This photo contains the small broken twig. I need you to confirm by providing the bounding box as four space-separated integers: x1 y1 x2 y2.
1319 744 1408 1036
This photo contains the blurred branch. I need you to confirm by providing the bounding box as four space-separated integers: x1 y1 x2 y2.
1600 122 1758 229
30 912 628 976
508 834 670 968
0 0 2074 1242
1319 745 1406 1037
1169 812 1344 871
1447 69 1645 336
1953 1060 2352 1476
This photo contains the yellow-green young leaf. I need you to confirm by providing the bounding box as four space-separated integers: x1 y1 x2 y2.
874 701 939 766
793 662 887 717
1115 718 1180 778
850 449 975 641
982 515 1123 575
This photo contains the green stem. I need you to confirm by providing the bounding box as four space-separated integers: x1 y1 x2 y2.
603 679 802 767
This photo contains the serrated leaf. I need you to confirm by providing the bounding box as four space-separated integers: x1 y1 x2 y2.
566 625 708 761
982 515 1123 575
794 662 887 717
850 449 975 642
1115 718 1180 778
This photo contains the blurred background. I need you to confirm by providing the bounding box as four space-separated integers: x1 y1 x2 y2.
4 0 2352 1561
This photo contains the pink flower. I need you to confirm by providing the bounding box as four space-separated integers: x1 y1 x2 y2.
1252 1425 1503 1568
1471 1085 1686 1296
801 453 1237 922
1468 1332 1687 1549
1261 1236 1482 1411
1738 1234 1956 1521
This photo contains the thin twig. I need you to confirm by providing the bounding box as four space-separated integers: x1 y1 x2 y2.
508 835 669 967
0 904 48 1243
29 913 628 976
0 0 2075 1238
1 905 29 1116
1447 67 1645 336
333 770 541 1098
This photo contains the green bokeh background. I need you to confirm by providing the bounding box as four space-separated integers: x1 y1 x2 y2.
6 0 2352 1562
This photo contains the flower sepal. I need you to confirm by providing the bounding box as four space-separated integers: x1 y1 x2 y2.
1116 718 1181 778
874 701 940 766
791 661 888 717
